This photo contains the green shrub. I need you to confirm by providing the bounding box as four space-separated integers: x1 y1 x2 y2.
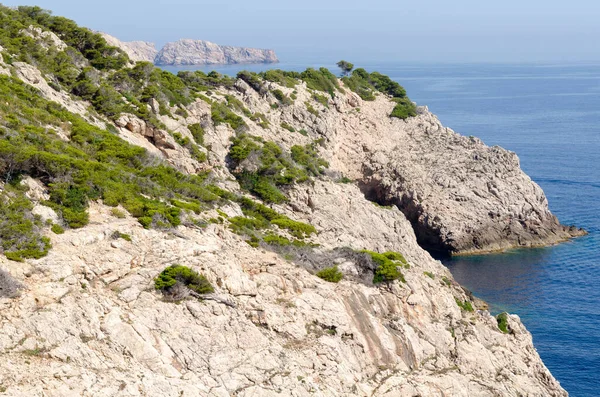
211 101 247 131
226 95 252 117
390 97 417 120
0 188 51 261
111 231 132 242
154 264 214 297
341 67 417 119
312 93 329 107
497 312 510 333
455 298 475 312
272 89 292 105
51 224 65 234
424 271 435 279
360 250 406 284
280 122 295 132
250 112 269 129
237 70 263 92
271 218 316 239
316 266 343 283
188 123 205 146
300 68 340 97
290 144 329 176
228 135 328 203
305 102 319 116
260 69 299 88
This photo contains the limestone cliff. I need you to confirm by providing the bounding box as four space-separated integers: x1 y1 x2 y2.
101 33 279 66
0 13 576 397
155 39 278 66
99 32 158 63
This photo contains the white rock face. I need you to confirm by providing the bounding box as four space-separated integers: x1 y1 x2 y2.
99 32 158 63
0 47 575 396
0 195 567 396
155 39 279 66
100 33 279 66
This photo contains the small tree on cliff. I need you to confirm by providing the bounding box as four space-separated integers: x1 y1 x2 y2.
336 60 354 77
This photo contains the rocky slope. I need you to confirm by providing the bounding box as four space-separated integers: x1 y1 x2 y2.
99 33 158 63
101 33 278 66
0 9 576 396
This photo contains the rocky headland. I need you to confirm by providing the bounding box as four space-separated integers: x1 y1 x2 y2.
100 33 278 66
0 6 580 396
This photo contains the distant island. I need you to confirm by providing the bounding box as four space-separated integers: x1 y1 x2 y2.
100 32 279 66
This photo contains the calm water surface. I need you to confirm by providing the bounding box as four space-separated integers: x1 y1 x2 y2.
165 61 600 396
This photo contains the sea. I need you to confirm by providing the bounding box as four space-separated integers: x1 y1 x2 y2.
165 61 600 396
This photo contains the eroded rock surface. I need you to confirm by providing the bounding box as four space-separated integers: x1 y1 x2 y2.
100 33 278 66
99 32 158 63
155 39 278 66
0 34 576 396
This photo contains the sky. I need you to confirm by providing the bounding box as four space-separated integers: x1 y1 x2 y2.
3 0 599 63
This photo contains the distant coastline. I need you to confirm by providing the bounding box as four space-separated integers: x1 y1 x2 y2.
100 32 279 66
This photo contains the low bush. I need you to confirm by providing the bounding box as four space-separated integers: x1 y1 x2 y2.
455 298 475 312
154 264 214 300
271 218 316 239
228 135 328 204
497 312 510 333
0 187 51 262
51 224 65 234
272 89 293 106
360 250 406 284
316 266 343 283
280 122 295 132
211 101 247 131
300 68 341 97
260 69 299 88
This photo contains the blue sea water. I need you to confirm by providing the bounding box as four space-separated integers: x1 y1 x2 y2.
385 62 600 397
166 61 600 396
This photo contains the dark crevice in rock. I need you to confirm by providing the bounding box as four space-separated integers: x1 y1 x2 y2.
357 179 453 258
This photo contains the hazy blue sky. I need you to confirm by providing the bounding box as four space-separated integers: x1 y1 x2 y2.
3 0 599 62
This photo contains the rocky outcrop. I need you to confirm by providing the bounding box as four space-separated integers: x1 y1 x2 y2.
217 81 583 256
154 39 278 66
0 188 567 396
100 33 279 66
0 38 576 395
99 32 158 63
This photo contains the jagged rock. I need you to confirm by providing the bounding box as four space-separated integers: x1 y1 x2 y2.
154 39 278 66
22 25 67 51
99 32 158 63
0 193 567 396
101 32 279 66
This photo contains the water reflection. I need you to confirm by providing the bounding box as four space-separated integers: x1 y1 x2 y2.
443 247 552 314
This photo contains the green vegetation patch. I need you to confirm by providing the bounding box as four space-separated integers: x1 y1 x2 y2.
0 185 51 262
360 250 407 284
341 68 417 119
301 68 341 97
260 69 299 88
316 266 343 283
228 135 328 204
0 75 221 239
455 298 475 312
211 101 247 131
496 312 510 334
272 89 293 106
155 264 214 298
